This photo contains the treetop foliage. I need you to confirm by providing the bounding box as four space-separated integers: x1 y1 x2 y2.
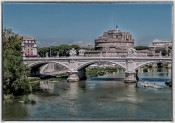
3 28 30 95
134 46 149 50
38 44 81 57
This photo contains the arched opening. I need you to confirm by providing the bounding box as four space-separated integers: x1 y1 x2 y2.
135 61 171 71
134 61 172 82
77 61 126 71
30 63 47 77
28 61 69 76
76 61 126 80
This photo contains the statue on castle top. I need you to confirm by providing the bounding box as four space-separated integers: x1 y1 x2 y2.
69 48 77 57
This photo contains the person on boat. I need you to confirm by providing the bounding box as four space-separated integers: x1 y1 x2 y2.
135 70 139 88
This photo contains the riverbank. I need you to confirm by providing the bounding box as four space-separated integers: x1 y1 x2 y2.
86 66 123 77
3 94 14 100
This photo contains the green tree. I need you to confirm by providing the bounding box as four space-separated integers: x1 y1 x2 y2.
134 46 149 50
50 46 59 57
3 28 30 95
58 44 71 56
38 47 48 57
83 47 95 51
38 44 81 57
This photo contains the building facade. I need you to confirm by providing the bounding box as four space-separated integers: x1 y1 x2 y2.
149 39 172 49
149 39 172 56
21 36 38 57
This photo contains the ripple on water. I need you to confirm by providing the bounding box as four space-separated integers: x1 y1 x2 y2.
3 69 172 121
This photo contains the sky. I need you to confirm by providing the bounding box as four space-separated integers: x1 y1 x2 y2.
3 2 173 47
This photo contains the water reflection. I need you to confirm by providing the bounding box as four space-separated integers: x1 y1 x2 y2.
138 67 171 80
3 99 28 120
78 81 86 91
3 67 172 121
40 79 69 94
66 82 79 99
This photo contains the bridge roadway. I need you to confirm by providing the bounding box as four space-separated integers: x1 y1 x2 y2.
23 56 172 82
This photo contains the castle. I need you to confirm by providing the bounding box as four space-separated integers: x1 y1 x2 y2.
85 26 150 57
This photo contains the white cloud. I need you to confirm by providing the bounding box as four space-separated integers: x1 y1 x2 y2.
73 41 83 44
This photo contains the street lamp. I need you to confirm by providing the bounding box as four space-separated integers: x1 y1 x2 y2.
50 48 51 57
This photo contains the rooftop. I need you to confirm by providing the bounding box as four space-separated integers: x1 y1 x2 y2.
21 36 35 40
152 39 172 43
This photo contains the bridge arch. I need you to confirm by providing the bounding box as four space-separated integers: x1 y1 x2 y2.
134 60 171 70
77 60 126 71
28 61 69 69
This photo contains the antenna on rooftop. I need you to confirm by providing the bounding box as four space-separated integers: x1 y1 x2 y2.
113 16 116 29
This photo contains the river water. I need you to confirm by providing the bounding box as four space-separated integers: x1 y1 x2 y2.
3 68 172 121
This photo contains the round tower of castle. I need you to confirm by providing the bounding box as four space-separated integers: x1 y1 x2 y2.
95 26 134 52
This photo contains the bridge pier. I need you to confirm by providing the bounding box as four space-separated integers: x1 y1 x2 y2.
67 69 87 82
78 69 87 80
168 63 171 68
67 71 79 82
124 71 136 83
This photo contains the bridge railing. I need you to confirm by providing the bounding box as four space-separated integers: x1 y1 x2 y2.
23 55 172 60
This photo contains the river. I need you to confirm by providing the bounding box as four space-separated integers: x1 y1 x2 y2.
3 67 172 121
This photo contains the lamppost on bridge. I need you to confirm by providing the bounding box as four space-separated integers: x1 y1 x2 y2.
50 48 52 57
56 51 59 58
46 52 49 58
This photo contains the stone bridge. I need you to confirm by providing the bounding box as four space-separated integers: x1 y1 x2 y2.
23 56 172 83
